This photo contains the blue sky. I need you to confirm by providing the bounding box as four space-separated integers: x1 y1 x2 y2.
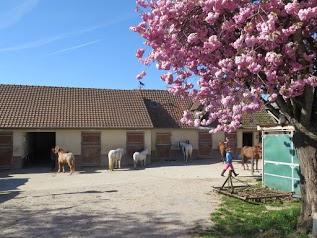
0 0 168 90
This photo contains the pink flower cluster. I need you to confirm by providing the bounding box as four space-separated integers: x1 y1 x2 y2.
131 0 317 132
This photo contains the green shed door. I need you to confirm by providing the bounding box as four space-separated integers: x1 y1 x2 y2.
263 134 300 194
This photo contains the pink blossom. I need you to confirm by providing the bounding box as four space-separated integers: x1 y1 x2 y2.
187 33 199 44
304 53 316 61
285 1 299 15
136 49 145 58
136 71 146 80
298 7 317 21
194 119 201 127
136 0 149 8
248 62 262 74
268 93 278 102
282 25 298 37
205 12 219 25
304 76 317 87
131 0 316 132
160 72 174 84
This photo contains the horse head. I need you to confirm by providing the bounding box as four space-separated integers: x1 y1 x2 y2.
55 146 63 153
143 147 150 155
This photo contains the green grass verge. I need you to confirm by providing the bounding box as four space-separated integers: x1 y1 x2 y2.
193 196 308 238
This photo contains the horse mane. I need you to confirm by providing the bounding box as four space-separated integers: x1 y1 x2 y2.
55 146 65 153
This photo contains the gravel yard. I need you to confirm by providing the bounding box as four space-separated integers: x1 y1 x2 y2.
0 159 261 238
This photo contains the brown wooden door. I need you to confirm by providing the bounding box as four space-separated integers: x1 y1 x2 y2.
156 133 171 159
0 132 13 169
126 132 144 158
225 132 237 155
199 131 212 157
81 132 101 166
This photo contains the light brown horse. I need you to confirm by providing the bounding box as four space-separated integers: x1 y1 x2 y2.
218 139 229 163
219 141 226 163
240 146 262 170
55 146 75 174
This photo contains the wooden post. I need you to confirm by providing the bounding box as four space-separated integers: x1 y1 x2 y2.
220 170 234 194
229 170 234 194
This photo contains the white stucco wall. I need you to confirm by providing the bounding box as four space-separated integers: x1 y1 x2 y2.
211 132 225 149
101 130 126 154
150 128 198 149
170 129 198 148
56 130 81 154
12 131 26 156
101 129 152 154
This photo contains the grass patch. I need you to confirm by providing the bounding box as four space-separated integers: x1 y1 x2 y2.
193 196 308 238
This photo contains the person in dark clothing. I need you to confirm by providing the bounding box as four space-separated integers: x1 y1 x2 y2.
50 147 58 172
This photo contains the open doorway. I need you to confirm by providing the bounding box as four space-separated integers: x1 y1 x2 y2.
242 132 253 147
26 132 56 167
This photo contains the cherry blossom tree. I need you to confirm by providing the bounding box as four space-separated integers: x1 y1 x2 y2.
130 0 317 233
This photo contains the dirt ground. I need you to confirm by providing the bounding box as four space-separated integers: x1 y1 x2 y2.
0 158 262 238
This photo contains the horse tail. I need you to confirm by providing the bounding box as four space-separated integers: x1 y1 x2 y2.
70 154 75 173
109 158 113 171
108 150 114 171
188 145 193 161
72 158 75 173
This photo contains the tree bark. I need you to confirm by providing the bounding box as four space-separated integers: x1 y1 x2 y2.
293 129 317 233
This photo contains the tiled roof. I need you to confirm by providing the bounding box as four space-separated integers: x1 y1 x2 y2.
138 90 194 128
0 84 275 130
240 106 277 129
191 103 277 130
0 84 154 129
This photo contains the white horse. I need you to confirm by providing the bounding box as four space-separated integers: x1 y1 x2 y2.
108 148 125 171
133 148 149 169
178 141 193 162
54 146 75 175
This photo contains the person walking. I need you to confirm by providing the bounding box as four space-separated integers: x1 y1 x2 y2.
221 147 239 177
50 147 58 172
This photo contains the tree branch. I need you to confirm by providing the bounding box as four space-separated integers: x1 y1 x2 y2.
293 119 317 141
301 85 314 127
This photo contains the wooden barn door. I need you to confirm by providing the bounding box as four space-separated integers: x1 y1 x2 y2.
156 133 171 159
81 132 101 166
225 132 237 155
0 132 13 169
199 131 212 157
126 132 144 158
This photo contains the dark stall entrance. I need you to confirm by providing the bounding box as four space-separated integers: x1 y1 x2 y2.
242 132 253 146
26 132 56 167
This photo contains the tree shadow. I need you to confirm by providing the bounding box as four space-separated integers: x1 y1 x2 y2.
0 205 200 238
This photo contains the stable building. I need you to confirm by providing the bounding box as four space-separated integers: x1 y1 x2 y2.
0 84 277 170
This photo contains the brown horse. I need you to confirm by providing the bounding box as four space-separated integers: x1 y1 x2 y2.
55 146 75 174
240 146 262 170
218 141 226 163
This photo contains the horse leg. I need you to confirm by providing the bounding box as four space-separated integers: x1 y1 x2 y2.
241 155 245 170
68 163 73 175
57 162 61 173
118 159 121 169
144 158 146 167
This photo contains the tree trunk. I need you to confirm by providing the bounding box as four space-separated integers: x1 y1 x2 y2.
293 130 317 234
